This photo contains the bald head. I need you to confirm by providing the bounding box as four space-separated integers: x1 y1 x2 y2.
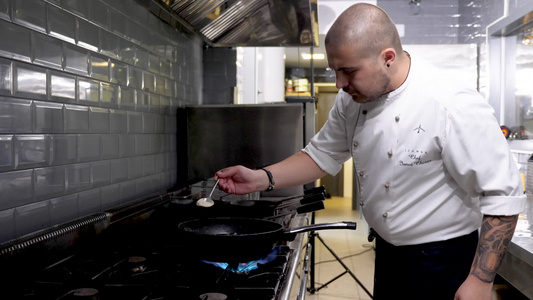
325 3 402 56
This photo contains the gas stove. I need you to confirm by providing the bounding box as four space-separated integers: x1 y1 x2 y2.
1 180 324 300
10 242 294 299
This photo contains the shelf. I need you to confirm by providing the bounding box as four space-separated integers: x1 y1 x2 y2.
285 92 312 97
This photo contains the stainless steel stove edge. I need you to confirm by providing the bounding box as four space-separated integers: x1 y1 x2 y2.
279 213 310 300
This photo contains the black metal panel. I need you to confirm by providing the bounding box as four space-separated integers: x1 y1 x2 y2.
178 104 304 195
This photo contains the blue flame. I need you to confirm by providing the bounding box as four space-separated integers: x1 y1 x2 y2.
202 248 280 273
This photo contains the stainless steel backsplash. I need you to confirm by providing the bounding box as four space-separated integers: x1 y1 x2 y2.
178 104 309 197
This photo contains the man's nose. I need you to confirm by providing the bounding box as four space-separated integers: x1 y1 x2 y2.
336 75 347 90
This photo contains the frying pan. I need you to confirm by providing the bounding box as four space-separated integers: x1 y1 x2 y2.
177 217 356 263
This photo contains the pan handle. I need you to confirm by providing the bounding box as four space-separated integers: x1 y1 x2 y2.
286 221 357 235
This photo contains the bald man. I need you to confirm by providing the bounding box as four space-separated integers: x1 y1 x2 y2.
215 3 525 300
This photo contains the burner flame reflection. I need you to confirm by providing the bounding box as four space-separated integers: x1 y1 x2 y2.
202 248 279 273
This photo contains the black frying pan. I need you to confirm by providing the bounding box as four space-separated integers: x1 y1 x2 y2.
177 217 356 263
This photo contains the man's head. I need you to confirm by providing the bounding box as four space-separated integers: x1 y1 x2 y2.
325 3 407 103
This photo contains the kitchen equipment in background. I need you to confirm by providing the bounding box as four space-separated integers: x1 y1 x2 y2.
171 184 327 223
137 0 319 47
286 79 294 92
511 126 527 139
488 2 533 144
526 155 533 194
501 125 527 139
293 78 310 92
215 186 327 217
501 125 511 138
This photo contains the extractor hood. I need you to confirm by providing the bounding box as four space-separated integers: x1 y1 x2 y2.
137 0 319 47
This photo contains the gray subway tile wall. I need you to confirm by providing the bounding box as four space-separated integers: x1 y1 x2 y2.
0 0 203 243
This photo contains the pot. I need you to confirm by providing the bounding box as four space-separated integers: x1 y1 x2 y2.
177 217 356 263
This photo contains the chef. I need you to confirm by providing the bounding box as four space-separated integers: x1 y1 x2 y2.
215 3 526 300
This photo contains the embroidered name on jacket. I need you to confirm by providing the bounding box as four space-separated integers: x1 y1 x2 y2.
399 148 432 167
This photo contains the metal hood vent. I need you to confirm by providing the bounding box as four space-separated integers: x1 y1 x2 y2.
143 0 319 47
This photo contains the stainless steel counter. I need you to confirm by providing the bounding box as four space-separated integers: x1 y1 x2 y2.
497 196 533 298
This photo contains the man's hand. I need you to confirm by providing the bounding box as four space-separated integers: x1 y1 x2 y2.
454 215 518 300
454 275 492 300
215 165 267 195
215 152 327 195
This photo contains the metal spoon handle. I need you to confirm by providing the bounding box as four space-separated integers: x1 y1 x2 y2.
208 179 220 198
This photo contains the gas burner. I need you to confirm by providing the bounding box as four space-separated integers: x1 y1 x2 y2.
169 195 195 205
199 292 227 300
128 256 145 263
171 199 194 205
202 247 281 274
71 288 99 298
128 256 147 273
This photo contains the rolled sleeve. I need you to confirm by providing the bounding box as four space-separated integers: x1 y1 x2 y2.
441 89 527 216
302 144 344 175
302 91 355 176
480 195 527 216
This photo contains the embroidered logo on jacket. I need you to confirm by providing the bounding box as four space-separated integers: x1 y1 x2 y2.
413 124 425 133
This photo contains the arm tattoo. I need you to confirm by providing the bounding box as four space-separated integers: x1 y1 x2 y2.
470 215 518 283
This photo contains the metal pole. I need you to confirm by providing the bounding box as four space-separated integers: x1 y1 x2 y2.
308 212 316 293
310 46 315 98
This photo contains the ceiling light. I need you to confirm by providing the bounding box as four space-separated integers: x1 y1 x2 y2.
301 53 325 60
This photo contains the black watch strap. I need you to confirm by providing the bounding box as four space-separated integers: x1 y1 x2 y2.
260 168 275 192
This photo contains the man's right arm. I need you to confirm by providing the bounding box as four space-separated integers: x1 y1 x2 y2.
216 151 327 195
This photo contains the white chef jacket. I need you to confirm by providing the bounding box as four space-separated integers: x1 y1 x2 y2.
303 56 527 246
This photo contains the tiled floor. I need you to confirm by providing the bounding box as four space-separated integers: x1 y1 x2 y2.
305 196 375 300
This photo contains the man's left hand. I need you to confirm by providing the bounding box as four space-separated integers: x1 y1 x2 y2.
455 275 493 300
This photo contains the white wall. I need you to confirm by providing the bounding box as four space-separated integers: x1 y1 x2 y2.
237 47 285 104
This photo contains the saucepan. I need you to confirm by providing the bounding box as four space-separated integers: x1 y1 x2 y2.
177 217 356 263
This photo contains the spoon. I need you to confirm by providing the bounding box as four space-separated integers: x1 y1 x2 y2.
196 179 219 207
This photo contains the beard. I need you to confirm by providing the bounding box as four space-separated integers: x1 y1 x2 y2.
346 68 391 103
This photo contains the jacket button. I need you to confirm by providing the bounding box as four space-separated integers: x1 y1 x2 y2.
362 110 368 115
354 142 359 148
387 150 393 157
383 212 388 218
360 201 364 207
359 171 365 177
384 181 390 188
395 116 400 122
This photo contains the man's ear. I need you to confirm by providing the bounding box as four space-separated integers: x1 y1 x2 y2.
381 48 396 67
